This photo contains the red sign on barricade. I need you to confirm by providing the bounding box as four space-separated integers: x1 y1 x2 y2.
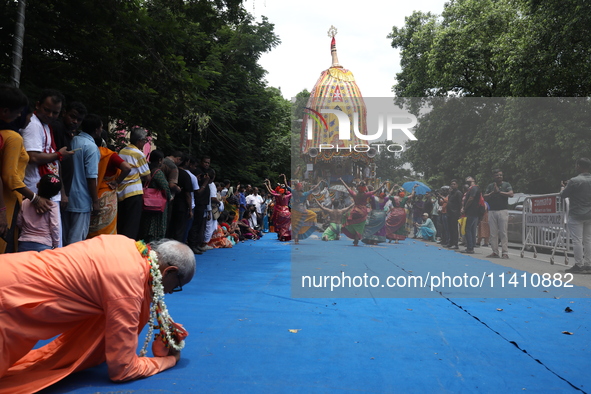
531 196 556 214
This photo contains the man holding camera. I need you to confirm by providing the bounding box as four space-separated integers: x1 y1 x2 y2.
484 169 514 259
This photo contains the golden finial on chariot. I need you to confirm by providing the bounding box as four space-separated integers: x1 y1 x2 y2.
327 25 341 68
327 25 338 38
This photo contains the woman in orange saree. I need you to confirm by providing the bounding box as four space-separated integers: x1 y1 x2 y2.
88 145 131 238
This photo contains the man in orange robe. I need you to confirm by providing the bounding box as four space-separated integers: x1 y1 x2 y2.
0 235 195 393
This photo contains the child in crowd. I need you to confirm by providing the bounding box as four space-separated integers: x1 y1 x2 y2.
17 174 62 252
225 211 241 243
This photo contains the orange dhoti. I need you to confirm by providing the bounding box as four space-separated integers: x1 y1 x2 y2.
0 235 176 393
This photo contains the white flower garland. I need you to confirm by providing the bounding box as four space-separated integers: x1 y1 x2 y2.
139 248 185 357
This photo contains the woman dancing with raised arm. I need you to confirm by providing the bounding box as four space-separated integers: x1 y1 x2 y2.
264 176 292 242
385 183 416 243
339 178 383 246
361 185 390 245
290 179 323 244
314 197 354 241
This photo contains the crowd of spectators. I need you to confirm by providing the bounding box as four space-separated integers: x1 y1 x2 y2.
380 171 516 261
292 173 507 258
2 85 588 274
0 85 278 255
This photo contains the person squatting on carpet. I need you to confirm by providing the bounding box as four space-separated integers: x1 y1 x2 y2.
0 235 195 393
415 212 437 241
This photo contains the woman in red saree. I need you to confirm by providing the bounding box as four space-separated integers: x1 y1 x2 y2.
264 178 291 242
385 184 416 243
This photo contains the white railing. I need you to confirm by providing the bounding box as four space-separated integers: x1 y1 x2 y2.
520 193 571 265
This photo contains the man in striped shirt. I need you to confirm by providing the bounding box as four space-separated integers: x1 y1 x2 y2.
116 127 150 240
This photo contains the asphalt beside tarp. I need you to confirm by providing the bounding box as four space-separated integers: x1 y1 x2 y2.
41 234 590 393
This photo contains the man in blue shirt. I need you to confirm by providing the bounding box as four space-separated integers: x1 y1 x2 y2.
238 186 247 219
63 114 100 245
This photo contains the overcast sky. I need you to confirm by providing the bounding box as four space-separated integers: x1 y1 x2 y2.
243 0 448 99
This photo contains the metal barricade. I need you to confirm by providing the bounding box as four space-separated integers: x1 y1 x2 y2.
521 193 571 264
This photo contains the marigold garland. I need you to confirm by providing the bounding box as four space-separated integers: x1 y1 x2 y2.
136 240 185 357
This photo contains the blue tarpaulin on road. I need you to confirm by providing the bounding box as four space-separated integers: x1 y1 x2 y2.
40 236 590 393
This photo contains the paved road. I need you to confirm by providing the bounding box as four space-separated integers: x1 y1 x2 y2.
445 241 591 290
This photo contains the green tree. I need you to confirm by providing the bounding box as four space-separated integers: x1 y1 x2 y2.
372 141 411 182
290 89 311 177
388 11 441 99
502 0 591 96
389 0 591 192
0 0 286 185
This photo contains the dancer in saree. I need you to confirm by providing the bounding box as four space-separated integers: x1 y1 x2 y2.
338 178 383 246
290 177 323 244
385 183 416 243
264 177 291 242
361 190 389 245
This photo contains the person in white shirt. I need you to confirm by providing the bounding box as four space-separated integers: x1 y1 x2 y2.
220 179 230 197
245 187 264 223
22 90 74 247
22 90 74 196
203 170 220 247
180 158 199 251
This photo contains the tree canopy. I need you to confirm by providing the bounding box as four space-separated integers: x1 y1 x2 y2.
0 0 292 184
389 0 591 193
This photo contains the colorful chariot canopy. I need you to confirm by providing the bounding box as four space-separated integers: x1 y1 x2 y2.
301 26 370 163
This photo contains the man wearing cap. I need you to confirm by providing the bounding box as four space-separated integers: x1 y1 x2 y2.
415 212 437 241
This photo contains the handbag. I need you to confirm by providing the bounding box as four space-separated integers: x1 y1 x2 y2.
143 169 167 212
212 204 221 220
